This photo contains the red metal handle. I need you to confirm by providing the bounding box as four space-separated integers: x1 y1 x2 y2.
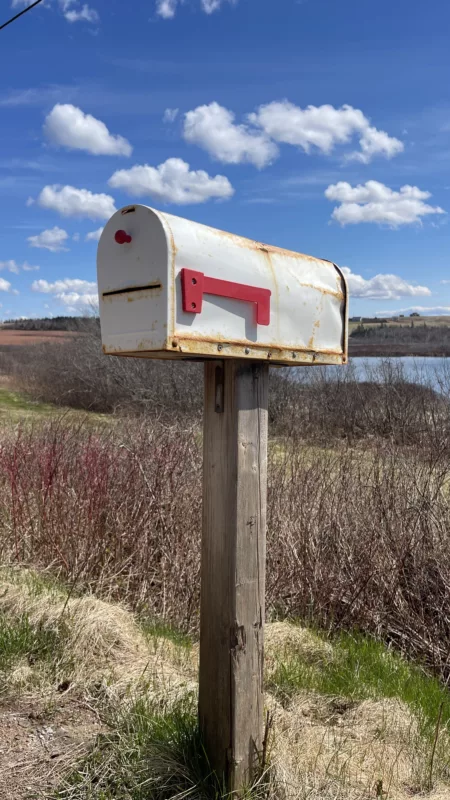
115 229 132 245
181 268 271 326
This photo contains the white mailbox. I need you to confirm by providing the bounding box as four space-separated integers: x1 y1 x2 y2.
97 204 348 366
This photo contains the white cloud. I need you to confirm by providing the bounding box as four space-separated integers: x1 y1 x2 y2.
156 0 177 17
44 104 132 156
156 0 235 16
22 263 40 272
12 0 99 24
375 306 450 316
0 260 39 274
183 103 278 168
249 102 403 164
36 185 117 220
32 278 98 311
108 158 234 205
85 227 104 241
57 292 99 311
32 278 97 294
27 227 69 252
0 279 11 292
64 3 99 22
163 108 179 123
342 267 431 300
325 181 445 227
440 280 450 284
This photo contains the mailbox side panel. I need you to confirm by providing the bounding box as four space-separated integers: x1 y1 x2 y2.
160 211 347 365
97 206 172 355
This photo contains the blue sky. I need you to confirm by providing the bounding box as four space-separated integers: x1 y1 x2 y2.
1 0 449 318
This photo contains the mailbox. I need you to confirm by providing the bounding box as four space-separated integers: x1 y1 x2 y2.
97 204 348 366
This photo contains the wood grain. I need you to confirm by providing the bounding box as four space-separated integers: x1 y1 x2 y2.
199 359 268 793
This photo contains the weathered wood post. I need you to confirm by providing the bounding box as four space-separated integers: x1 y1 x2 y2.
97 202 348 798
199 360 268 791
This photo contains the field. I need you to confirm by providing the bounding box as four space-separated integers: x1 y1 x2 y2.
348 315 450 332
0 329 79 346
0 333 449 798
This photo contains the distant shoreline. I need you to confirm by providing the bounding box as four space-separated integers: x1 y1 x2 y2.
349 343 450 358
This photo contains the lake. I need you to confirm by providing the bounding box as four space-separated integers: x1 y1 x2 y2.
299 356 450 390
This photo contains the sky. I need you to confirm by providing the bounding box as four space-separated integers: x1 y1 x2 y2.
1 0 450 319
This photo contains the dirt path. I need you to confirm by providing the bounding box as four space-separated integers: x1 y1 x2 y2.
0 697 103 799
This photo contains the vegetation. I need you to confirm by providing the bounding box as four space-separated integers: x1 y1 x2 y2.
349 319 450 355
0 572 448 799
1 331 450 797
268 630 450 734
2 316 98 332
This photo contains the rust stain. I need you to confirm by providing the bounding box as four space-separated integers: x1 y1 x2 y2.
175 331 343 357
103 338 346 366
257 247 280 338
307 299 324 349
211 226 328 265
159 212 178 339
103 285 163 303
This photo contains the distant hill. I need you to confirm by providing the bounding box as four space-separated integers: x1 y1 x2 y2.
349 316 450 356
2 316 99 333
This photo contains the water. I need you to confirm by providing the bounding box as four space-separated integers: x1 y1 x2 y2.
299 357 450 391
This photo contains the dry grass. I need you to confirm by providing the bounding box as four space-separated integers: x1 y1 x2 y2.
0 568 196 703
0 413 450 683
1 571 449 800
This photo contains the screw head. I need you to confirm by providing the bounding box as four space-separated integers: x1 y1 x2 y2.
245 347 250 354
217 344 223 351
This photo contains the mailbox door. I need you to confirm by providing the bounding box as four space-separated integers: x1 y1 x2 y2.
97 206 171 355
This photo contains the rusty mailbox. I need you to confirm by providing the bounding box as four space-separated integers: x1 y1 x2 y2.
97 204 348 365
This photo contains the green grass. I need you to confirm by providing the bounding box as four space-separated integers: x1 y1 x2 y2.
140 617 193 650
0 386 112 425
0 612 66 678
57 696 232 800
268 629 450 735
0 387 57 419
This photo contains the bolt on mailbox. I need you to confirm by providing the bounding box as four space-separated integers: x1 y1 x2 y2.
97 204 348 365
97 204 348 794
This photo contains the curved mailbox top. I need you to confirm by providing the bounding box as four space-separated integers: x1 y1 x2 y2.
97 204 348 366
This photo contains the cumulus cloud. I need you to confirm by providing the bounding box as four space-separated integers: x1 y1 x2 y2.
36 185 117 220
341 267 431 300
12 0 99 24
0 279 11 292
64 3 98 22
27 227 69 252
325 181 445 227
32 278 97 294
32 278 98 312
163 108 179 123
22 263 40 272
183 103 278 168
44 104 132 156
375 306 450 316
249 102 403 164
156 0 177 17
85 227 104 242
156 0 235 17
108 158 234 205
0 260 39 274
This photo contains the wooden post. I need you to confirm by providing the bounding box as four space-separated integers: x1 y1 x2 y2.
199 359 269 794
